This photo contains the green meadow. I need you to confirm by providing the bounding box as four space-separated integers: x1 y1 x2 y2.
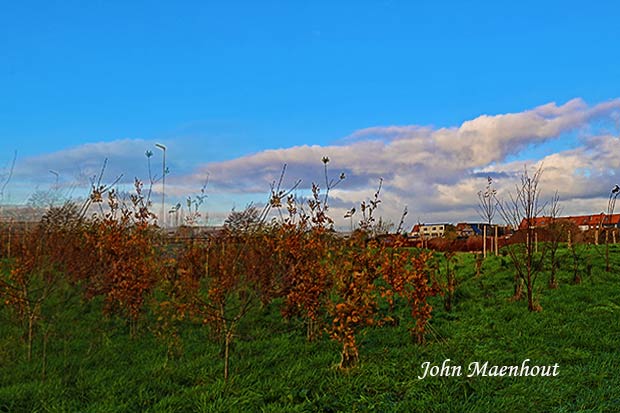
1 246 619 412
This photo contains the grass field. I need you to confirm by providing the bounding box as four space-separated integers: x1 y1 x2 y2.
1 245 620 412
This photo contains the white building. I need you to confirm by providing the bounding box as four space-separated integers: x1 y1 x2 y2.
410 223 450 239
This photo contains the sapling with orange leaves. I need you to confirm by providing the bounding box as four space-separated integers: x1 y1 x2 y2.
175 232 262 381
165 175 286 380
377 233 437 344
329 230 382 369
276 191 333 341
328 180 384 369
274 159 343 341
84 178 161 337
403 250 438 344
0 225 61 362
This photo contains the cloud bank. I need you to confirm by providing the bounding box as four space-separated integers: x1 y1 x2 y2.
5 98 620 228
181 98 620 225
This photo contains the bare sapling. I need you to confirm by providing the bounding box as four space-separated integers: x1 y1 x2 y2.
478 176 498 258
603 184 619 272
497 165 547 312
547 192 562 289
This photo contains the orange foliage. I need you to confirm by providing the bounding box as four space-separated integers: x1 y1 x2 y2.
378 237 439 344
328 232 382 369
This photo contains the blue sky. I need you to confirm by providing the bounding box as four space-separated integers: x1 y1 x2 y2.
1 1 620 226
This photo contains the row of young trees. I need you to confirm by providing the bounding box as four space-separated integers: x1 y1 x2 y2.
1 160 615 379
0 160 444 379
478 165 619 312
155 164 444 375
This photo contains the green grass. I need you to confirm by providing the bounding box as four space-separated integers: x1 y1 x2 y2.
1 245 620 412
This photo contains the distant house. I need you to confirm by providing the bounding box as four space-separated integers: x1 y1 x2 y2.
518 213 620 231
410 224 421 238
410 223 451 239
518 217 553 230
567 213 620 231
455 223 484 238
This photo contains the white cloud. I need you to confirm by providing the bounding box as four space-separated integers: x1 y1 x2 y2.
13 139 157 185
5 98 620 228
176 98 620 226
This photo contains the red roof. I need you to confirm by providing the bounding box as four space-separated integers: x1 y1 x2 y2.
519 213 620 230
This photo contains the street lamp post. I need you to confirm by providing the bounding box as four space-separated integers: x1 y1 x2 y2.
155 143 167 228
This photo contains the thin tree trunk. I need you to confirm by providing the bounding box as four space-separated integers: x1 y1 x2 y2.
307 318 316 341
27 313 34 362
475 253 483 277
42 329 50 380
605 231 610 272
483 225 487 258
445 270 454 312
573 259 581 284
527 283 537 311
549 248 558 289
340 341 359 369
7 225 11 258
224 330 232 381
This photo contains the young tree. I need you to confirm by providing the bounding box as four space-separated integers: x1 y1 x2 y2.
223 203 260 233
440 251 457 312
603 184 620 272
497 165 547 312
169 233 256 381
0 150 17 215
1 226 59 362
477 176 498 257
162 165 296 380
566 222 588 284
274 157 343 341
546 192 562 289
329 231 382 368
404 250 437 344
169 218 280 380
328 180 383 369
276 191 333 341
0 203 83 363
83 179 160 338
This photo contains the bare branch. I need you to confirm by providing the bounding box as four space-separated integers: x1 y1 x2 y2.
477 176 497 225
0 150 17 204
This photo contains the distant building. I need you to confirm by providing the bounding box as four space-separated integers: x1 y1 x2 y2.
410 223 450 239
519 213 620 231
455 223 484 238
